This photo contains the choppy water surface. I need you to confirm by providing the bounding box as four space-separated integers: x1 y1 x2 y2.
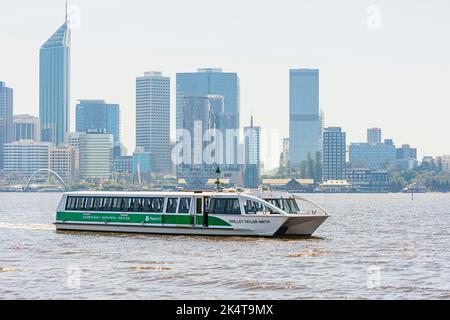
0 192 449 299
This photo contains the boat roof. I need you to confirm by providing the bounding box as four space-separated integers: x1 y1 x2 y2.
63 190 296 198
64 190 239 197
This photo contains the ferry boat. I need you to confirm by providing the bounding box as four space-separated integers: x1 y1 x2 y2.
54 190 329 237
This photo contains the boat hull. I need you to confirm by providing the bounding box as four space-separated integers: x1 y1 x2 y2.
54 214 328 237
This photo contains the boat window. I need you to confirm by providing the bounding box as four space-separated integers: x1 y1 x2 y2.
65 197 77 210
91 197 98 211
84 197 94 211
283 199 300 214
111 198 121 211
226 199 241 215
135 198 144 212
166 198 178 213
125 198 134 211
210 198 241 215
210 199 226 214
178 198 191 214
101 198 113 211
244 200 258 214
143 198 164 213
78 197 87 211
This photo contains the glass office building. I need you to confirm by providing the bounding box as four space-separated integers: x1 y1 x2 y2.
76 100 120 143
289 69 320 165
39 17 70 146
176 68 240 131
349 140 396 170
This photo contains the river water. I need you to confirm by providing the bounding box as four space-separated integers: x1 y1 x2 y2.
0 192 449 300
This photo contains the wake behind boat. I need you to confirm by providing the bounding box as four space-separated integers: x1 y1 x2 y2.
54 190 329 237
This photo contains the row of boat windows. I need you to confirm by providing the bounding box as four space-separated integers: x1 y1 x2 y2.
65 197 191 214
65 196 299 215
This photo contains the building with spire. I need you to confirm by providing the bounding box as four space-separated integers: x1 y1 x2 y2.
39 2 71 145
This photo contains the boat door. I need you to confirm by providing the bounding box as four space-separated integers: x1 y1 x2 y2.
194 196 210 227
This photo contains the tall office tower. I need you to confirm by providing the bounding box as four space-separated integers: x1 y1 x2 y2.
76 100 120 143
4 141 51 177
0 81 14 169
79 129 113 181
176 68 240 131
323 127 346 181
244 116 261 167
13 115 40 142
367 128 382 143
136 72 171 173
289 69 320 166
244 116 262 188
39 6 70 145
49 145 76 183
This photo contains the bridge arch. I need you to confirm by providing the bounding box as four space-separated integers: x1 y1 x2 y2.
25 169 68 191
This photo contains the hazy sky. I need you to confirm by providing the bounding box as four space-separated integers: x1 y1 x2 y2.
1 0 449 168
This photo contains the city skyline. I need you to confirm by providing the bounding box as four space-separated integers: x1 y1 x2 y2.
1 0 449 168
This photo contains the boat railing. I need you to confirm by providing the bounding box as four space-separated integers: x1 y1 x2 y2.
292 195 329 216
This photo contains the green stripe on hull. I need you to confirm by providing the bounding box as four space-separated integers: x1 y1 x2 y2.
56 212 231 227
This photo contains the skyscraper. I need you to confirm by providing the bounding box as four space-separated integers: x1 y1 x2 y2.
0 81 13 169
244 116 261 168
182 95 218 165
244 116 262 188
289 69 320 165
323 127 346 181
136 72 171 173
176 68 240 130
76 100 120 143
39 5 70 145
367 128 382 143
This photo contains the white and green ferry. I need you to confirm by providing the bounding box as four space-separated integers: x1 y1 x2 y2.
55 190 329 237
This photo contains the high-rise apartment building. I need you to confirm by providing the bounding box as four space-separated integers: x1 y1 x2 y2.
323 127 346 181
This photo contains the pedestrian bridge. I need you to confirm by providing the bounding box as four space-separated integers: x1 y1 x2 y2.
24 169 68 192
